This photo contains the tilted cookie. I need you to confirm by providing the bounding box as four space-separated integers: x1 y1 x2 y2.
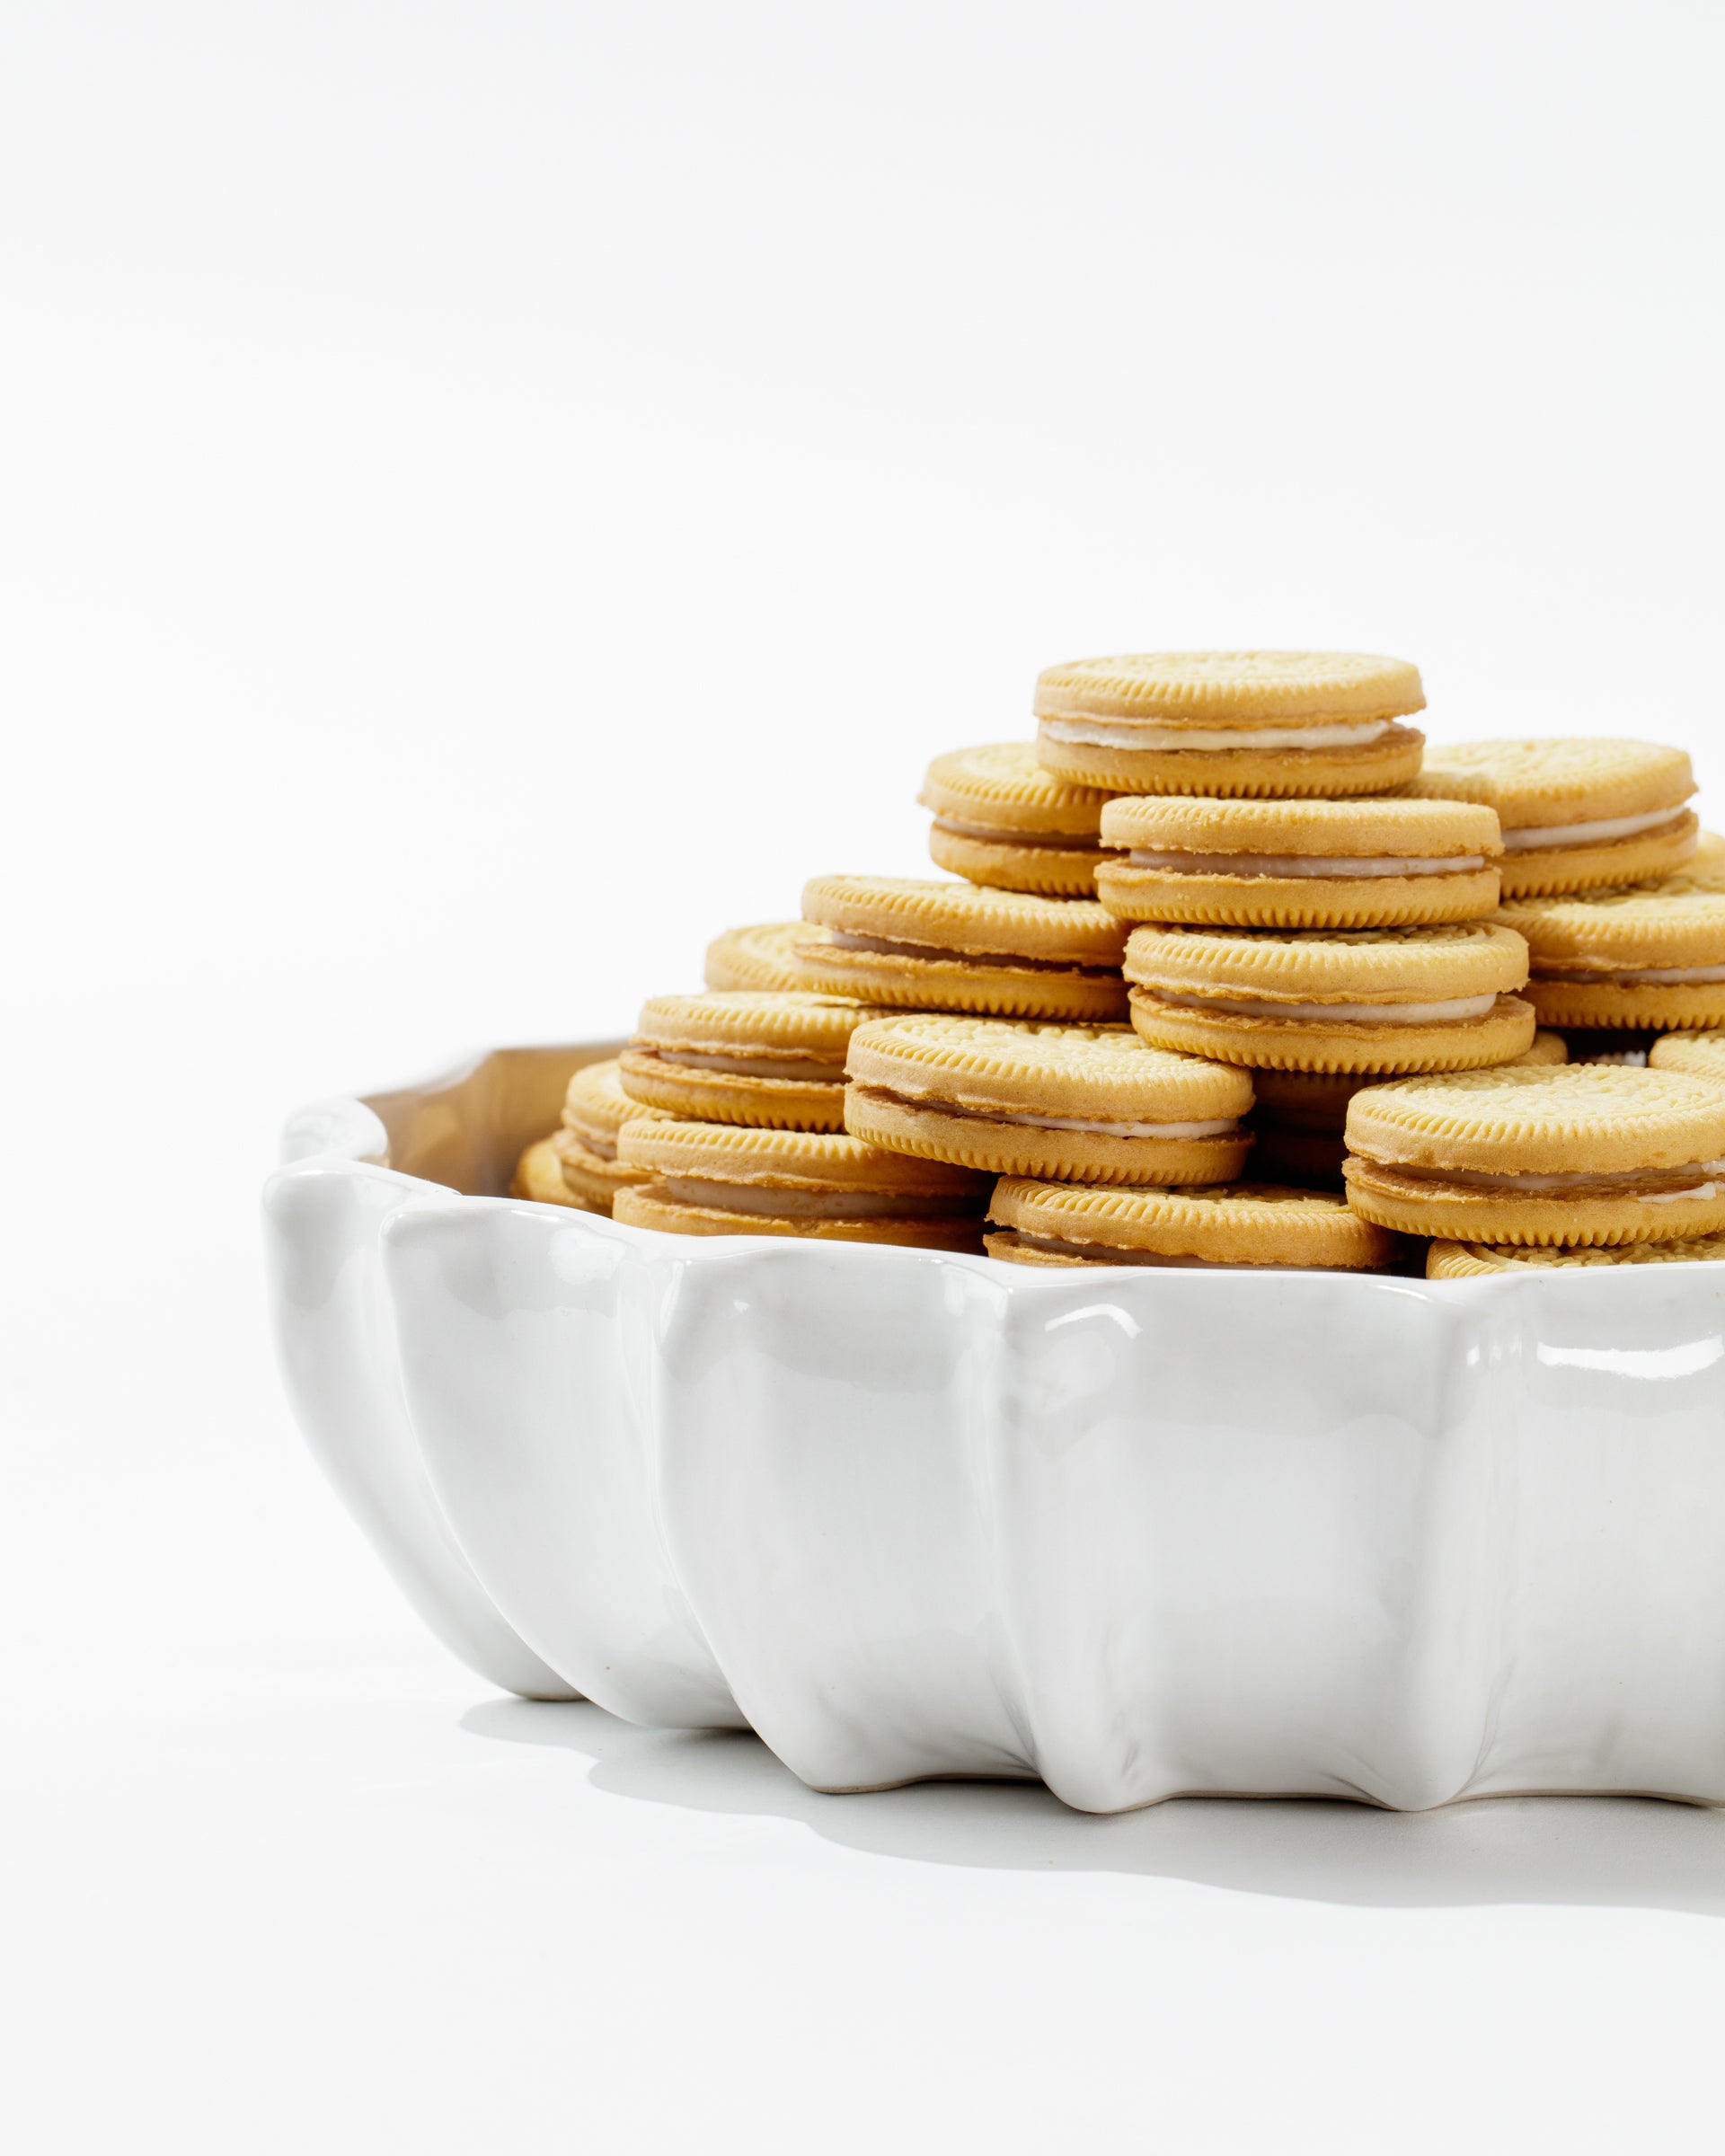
920 743 1110 897
510 1135 598 1212
1124 921 1534 1073
552 1057 665 1212
703 921 807 994
619 991 871 1132
1410 738 1696 897
612 1118 990 1251
1650 1030 1725 1083
1097 793 1502 929
986 1179 1402 1270
796 876 1129 1021
1033 651 1425 798
1244 1029 1568 1188
1343 1065 1725 1247
844 1015 1253 1185
1428 1233 1725 1277
1497 869 1725 1033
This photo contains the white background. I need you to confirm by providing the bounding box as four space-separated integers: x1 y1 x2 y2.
7 3 1725 2149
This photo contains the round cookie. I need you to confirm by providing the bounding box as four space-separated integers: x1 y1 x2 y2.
1410 739 1696 897
797 876 1129 1021
703 922 807 994
1650 1030 1725 1083
1343 1064 1725 1247
510 1135 596 1212
920 743 1110 897
1429 1233 1725 1277
1498 869 1725 1032
844 1015 1253 1185
1124 921 1534 1073
1097 793 1501 928
1033 651 1425 798
986 1179 1403 1270
619 991 870 1131
551 1059 666 1211
612 1118 990 1251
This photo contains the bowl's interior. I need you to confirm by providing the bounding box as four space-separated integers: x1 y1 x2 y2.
363 1041 624 1196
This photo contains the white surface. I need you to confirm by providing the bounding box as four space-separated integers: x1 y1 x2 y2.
6 2 1725 2149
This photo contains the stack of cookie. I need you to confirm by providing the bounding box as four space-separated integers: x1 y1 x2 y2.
512 645 1725 1277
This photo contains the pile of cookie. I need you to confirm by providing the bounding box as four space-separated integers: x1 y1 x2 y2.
515 651 1725 1279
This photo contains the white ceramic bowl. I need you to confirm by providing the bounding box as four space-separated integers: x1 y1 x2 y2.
264 1042 1725 1813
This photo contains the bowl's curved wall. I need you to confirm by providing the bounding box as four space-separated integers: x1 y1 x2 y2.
264 1044 1725 1811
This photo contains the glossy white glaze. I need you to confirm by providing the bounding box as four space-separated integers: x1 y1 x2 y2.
264 1043 1725 1810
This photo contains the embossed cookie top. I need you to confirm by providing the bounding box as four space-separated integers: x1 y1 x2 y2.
1409 738 1694 827
990 1176 1395 1267
562 1058 638 1139
1650 1030 1725 1083
920 743 1109 837
633 990 871 1056
1100 792 1499 857
703 922 807 994
1429 1232 1725 1275
1033 652 1425 728
1124 920 1528 1000
617 1117 988 1194
847 1014 1253 1118
1345 1063 1725 1175
1498 874 1725 968
802 876 1128 963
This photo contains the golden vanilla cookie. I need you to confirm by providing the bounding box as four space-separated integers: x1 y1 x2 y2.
549 1058 665 1211
797 876 1128 1021
843 1015 1253 1185
920 743 1110 897
509 1135 596 1211
1497 869 1725 1032
986 1178 1403 1269
1343 1064 1725 1246
1097 793 1501 929
1033 651 1425 798
1243 1029 1566 1188
1428 1233 1725 1277
612 1118 989 1250
1124 921 1534 1073
703 922 807 994
619 991 871 1131
1650 1030 1725 1083
1410 739 1696 897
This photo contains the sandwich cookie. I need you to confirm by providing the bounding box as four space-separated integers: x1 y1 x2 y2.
611 1119 990 1251
1650 1030 1725 1082
797 876 1129 1021
1124 922 1534 1073
1497 869 1725 1033
1033 651 1425 798
1411 739 1696 897
986 1180 1402 1270
510 1136 593 1210
703 922 807 994
620 991 871 1131
920 743 1110 897
844 1015 1254 1184
1429 1233 1725 1278
1343 1065 1725 1247
1243 1030 1569 1189
1096 793 1502 929
552 1057 665 1212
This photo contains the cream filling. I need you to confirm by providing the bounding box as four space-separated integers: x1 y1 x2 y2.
1149 989 1501 1025
1004 1231 1353 1270
1535 961 1725 985
827 930 1111 975
560 1120 617 1161
1040 716 1394 754
1361 1158 1725 1196
1124 848 1486 879
1501 806 1688 852
649 1048 848 1082
864 1083 1237 1141
659 1177 975 1221
933 817 1101 852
